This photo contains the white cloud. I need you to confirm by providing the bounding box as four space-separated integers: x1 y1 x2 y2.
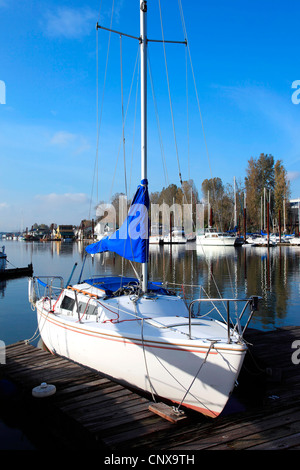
51 131 76 146
44 7 95 39
50 131 91 155
35 192 88 204
287 171 300 182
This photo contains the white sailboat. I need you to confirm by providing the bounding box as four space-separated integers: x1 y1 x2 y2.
246 233 277 246
196 228 237 246
28 1 259 418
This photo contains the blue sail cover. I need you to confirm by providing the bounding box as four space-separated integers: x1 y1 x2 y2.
85 180 149 263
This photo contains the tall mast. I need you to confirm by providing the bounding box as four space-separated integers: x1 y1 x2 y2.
234 176 237 229
140 0 148 292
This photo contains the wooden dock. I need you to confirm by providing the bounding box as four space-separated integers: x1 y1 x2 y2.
1 326 300 450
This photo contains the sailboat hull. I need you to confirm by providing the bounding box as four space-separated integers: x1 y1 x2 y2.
196 236 237 246
36 296 246 418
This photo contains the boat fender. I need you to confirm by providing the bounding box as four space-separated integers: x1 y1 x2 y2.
32 382 56 398
28 277 37 304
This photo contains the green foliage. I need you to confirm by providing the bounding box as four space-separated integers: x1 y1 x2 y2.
245 153 290 230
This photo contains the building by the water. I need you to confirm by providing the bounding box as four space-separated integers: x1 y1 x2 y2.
290 198 300 226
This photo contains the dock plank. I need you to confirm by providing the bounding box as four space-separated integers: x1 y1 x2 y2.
1 325 300 450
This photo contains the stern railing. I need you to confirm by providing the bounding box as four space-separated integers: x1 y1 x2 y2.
188 296 260 341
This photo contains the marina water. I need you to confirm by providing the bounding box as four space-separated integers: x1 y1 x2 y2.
1 239 299 346
0 239 299 448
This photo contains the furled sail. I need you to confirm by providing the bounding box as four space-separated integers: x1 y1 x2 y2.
85 180 149 263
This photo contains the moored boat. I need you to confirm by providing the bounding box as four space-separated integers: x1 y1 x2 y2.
196 228 237 246
30 274 259 417
0 245 33 279
28 1 260 418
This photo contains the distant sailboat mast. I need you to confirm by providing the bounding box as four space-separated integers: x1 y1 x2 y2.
140 0 148 293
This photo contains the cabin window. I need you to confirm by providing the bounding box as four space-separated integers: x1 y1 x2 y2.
78 301 98 316
61 295 75 311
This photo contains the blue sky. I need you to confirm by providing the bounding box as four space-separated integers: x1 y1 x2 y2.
0 0 299 232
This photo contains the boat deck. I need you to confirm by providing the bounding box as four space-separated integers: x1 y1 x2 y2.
1 326 300 450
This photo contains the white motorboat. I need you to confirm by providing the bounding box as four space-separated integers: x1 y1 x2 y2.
196 228 237 246
162 228 186 244
149 224 163 244
28 1 259 418
149 234 163 244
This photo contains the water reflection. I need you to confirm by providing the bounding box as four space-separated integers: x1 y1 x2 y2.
91 242 299 330
0 280 6 298
0 240 299 331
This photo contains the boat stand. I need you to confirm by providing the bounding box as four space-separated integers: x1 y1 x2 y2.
149 402 187 424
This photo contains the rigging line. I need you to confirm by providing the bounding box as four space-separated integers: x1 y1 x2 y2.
178 0 236 298
129 260 140 281
128 57 140 198
158 0 183 186
186 46 190 181
177 0 212 178
150 343 216 416
178 1 225 232
120 35 128 197
89 0 115 219
97 0 103 22
148 50 169 187
89 30 99 219
96 28 99 205
178 2 224 234
141 318 157 402
95 0 105 204
190 241 231 319
95 6 103 205
109 46 140 202
176 340 218 415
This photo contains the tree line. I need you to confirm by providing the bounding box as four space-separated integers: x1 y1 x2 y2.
147 153 292 233
94 152 293 234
